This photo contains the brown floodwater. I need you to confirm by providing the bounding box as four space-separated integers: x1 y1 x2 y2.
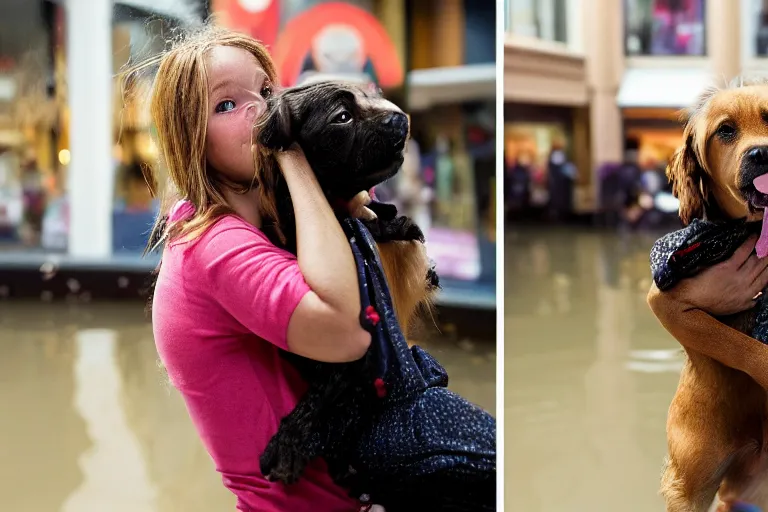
505 226 682 512
0 301 494 511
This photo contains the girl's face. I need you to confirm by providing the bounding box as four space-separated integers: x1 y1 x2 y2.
205 45 274 183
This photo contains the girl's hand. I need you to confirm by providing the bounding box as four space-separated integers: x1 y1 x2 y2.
274 146 376 221
668 235 768 316
274 144 311 178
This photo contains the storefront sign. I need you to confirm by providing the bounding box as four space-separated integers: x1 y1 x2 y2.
213 1 403 88
211 0 280 47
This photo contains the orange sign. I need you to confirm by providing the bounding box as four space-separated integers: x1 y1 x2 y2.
213 1 403 88
211 0 280 47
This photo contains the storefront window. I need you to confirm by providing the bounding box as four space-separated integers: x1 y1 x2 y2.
504 122 573 217
0 0 61 252
111 13 173 253
754 0 768 56
399 101 494 282
625 0 706 56
506 0 567 44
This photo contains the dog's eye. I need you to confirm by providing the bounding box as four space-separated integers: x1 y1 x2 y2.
215 100 236 113
716 123 737 139
332 111 352 124
260 84 273 99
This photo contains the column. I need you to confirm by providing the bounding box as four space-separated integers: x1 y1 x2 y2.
431 0 464 67
583 0 624 210
65 0 114 258
707 0 741 81
374 0 406 74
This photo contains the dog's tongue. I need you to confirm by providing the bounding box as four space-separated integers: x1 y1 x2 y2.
754 175 768 258
758 215 768 259
755 174 768 194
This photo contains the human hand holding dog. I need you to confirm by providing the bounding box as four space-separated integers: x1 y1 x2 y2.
647 235 768 389
664 235 768 316
276 145 376 220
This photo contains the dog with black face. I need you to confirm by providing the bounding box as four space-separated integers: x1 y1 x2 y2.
252 82 496 512
255 80 437 333
260 80 410 199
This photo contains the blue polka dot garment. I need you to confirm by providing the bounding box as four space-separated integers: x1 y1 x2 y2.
261 218 496 512
649 217 768 343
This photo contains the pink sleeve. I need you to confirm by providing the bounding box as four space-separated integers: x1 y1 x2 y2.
194 218 311 349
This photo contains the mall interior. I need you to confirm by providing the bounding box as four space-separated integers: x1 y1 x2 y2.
504 2 768 511
504 0 768 222
0 0 495 308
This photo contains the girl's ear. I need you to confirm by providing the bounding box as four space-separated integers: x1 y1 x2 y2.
257 96 293 151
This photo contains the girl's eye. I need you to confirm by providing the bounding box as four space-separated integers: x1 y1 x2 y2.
261 84 273 99
215 100 236 113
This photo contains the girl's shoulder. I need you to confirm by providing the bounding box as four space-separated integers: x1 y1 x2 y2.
167 200 267 248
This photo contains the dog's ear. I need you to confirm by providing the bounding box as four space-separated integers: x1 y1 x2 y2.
258 96 293 150
667 133 706 225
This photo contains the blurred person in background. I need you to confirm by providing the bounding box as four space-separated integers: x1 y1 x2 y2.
505 150 531 219
598 138 642 229
546 139 575 222
395 137 432 233
130 25 388 512
0 146 22 243
19 153 45 245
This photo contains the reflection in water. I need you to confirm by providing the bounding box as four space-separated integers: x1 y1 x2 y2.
63 329 157 512
506 226 683 512
0 302 494 511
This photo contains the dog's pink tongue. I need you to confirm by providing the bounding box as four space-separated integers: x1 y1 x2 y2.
758 212 768 259
753 175 768 258
755 174 768 194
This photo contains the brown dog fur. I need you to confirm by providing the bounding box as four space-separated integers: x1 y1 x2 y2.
648 78 768 511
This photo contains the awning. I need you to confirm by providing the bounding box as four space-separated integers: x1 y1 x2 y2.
116 0 200 23
617 68 715 109
47 0 201 24
407 64 496 111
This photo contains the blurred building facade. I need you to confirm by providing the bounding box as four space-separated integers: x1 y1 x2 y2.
0 0 495 307
505 0 764 215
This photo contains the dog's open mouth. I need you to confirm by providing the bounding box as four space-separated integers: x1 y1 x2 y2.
747 174 768 257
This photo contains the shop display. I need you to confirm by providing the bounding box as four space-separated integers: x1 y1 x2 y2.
625 0 706 56
504 121 573 218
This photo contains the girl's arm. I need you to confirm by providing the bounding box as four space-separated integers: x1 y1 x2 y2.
277 148 372 362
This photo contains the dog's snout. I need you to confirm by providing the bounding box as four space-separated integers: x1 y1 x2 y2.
382 112 409 138
747 146 768 165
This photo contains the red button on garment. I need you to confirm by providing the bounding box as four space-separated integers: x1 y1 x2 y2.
365 305 380 326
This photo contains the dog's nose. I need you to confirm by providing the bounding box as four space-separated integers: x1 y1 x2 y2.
382 112 409 138
747 146 768 165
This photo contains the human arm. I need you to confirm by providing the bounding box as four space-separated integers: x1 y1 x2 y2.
647 236 768 387
277 148 371 362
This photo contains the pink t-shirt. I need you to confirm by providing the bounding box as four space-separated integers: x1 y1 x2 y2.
152 202 359 512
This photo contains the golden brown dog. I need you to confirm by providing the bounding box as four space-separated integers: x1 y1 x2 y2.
649 78 768 511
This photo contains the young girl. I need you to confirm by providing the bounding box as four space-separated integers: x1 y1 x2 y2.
131 27 380 512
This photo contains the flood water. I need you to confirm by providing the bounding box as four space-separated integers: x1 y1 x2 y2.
0 301 494 512
505 226 682 512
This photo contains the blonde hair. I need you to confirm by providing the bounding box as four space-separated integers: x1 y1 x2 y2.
121 25 279 252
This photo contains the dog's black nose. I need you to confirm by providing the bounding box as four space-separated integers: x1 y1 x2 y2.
382 112 408 138
747 146 768 165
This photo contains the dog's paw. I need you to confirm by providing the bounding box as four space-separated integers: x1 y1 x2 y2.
260 436 309 485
